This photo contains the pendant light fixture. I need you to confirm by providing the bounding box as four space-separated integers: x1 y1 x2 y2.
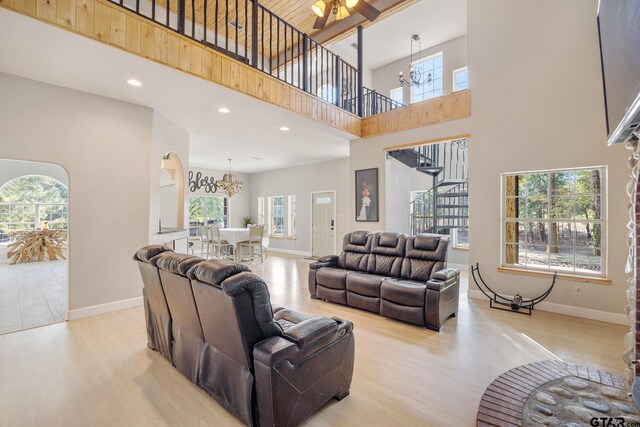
398 34 432 88
215 159 243 197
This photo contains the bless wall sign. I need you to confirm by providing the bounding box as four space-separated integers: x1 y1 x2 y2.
189 171 219 194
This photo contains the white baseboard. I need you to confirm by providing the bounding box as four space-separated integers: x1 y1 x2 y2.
467 289 629 326
66 296 143 321
448 262 469 271
267 248 312 257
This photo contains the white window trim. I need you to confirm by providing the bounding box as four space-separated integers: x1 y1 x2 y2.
452 66 468 92
269 195 285 238
390 87 403 104
451 228 469 250
499 166 607 279
287 195 296 239
410 51 444 104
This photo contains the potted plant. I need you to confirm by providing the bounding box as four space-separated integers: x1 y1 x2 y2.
243 217 253 228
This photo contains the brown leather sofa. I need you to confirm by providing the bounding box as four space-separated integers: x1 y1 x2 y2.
133 245 355 427
308 231 460 331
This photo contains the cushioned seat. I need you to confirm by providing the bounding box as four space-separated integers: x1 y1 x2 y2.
316 268 351 290
380 279 426 307
346 273 382 297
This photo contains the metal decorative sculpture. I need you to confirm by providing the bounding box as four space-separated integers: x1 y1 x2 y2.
471 263 557 315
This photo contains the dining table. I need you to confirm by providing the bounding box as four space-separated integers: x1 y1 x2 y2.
219 227 250 261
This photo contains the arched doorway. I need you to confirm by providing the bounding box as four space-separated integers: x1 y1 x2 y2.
0 162 69 334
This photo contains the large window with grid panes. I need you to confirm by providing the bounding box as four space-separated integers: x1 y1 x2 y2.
188 195 229 229
410 52 443 103
0 175 68 243
501 167 606 277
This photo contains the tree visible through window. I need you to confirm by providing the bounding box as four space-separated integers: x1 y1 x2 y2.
189 196 228 228
0 175 68 243
502 167 605 275
287 195 296 239
270 196 284 237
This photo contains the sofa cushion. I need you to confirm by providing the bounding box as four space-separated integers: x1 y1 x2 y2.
133 245 173 263
401 234 449 281
346 273 383 297
337 231 372 272
316 268 351 290
380 279 426 307
346 292 380 313
187 259 250 286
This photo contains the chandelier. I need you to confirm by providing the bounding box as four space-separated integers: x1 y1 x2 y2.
215 158 243 197
398 34 432 88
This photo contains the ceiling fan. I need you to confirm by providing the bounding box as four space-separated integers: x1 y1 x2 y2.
312 0 381 30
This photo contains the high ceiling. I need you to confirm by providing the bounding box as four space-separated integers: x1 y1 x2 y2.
0 9 351 173
330 0 467 70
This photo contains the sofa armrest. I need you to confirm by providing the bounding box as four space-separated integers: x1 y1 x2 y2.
432 268 459 281
282 316 337 348
255 316 353 366
427 269 459 291
309 255 338 270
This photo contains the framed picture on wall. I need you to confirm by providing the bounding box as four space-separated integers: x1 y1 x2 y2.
355 168 379 222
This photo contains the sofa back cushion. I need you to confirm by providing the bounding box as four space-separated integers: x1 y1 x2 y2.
188 260 282 426
400 234 449 282
367 232 406 277
338 231 371 272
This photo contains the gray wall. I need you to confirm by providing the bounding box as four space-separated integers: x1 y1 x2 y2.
0 72 153 313
348 0 627 316
250 158 349 255
372 35 468 104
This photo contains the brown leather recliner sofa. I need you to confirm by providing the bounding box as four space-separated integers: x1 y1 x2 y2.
308 231 460 331
133 245 355 427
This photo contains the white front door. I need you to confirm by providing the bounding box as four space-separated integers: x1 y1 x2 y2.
312 192 335 257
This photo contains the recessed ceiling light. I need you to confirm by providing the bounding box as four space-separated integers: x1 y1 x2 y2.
127 79 142 87
252 156 264 160
280 127 290 131
218 107 230 113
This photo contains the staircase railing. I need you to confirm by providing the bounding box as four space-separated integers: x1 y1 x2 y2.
434 181 468 230
410 190 434 235
105 0 400 118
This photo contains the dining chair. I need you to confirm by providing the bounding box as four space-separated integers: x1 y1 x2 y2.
208 226 233 259
238 225 264 262
198 225 211 258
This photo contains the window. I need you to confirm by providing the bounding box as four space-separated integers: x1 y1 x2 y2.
453 66 468 92
0 175 68 243
188 195 228 228
257 197 266 229
270 196 284 237
410 52 443 103
390 87 403 105
318 84 335 104
502 167 605 276
287 195 296 239
452 228 469 249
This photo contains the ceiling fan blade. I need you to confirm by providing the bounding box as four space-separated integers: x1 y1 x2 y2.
353 0 381 21
313 3 332 29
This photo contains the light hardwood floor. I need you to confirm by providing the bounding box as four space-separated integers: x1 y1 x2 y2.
0 259 67 334
0 255 627 426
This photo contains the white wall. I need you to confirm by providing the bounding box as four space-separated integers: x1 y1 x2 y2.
349 0 626 318
188 166 251 228
150 112 189 236
372 35 467 103
0 158 68 187
250 158 350 255
466 0 628 317
0 72 153 313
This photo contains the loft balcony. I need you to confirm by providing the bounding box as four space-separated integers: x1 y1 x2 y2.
0 0 470 136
